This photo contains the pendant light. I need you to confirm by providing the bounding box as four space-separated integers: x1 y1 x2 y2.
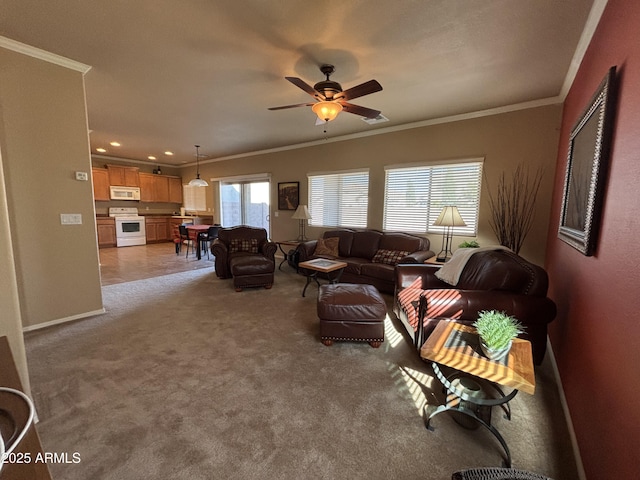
188 144 208 187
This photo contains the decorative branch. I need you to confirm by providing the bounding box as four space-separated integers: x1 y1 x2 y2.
485 164 543 254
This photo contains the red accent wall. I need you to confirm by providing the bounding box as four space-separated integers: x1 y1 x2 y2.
546 1 640 478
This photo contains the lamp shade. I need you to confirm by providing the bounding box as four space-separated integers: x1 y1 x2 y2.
311 101 343 122
189 144 209 187
188 176 208 187
291 204 312 220
433 206 467 227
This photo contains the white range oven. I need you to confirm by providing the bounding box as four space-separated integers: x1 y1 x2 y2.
108 207 146 247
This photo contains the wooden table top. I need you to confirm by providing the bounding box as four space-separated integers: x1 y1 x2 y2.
420 321 536 395
0 337 53 479
185 224 212 231
298 258 348 273
276 240 302 247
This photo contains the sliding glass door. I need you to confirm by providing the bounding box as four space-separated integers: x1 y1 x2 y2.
220 180 270 232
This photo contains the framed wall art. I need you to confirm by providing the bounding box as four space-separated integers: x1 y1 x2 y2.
558 66 617 256
278 182 299 211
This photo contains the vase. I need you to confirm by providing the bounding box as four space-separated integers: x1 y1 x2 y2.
480 339 512 361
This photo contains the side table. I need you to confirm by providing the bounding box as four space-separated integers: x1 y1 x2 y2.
420 321 535 467
275 240 301 271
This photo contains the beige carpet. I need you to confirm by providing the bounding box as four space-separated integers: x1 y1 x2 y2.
24 267 578 479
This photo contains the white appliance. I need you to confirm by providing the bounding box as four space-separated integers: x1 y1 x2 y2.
110 185 141 201
109 207 146 247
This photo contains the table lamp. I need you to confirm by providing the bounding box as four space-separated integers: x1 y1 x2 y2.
292 205 312 241
433 206 466 262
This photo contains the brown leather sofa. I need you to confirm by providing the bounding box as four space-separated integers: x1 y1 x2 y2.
296 229 434 294
211 226 277 291
394 250 556 364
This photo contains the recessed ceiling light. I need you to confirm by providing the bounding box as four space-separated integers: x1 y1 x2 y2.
96 147 107 153
164 151 174 156
148 155 156 160
110 141 121 147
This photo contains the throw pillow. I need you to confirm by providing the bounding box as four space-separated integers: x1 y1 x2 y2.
372 249 410 265
229 238 259 254
314 237 339 257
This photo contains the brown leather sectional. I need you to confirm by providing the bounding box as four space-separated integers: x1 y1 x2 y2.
296 228 434 294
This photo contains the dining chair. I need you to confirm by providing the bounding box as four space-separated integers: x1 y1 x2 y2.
178 224 195 258
199 225 220 259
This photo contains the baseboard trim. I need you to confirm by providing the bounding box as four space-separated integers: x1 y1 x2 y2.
546 338 586 480
22 308 106 332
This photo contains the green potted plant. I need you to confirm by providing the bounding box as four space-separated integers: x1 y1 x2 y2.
473 310 524 361
458 240 480 248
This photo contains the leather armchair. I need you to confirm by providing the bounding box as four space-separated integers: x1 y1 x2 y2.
211 226 277 291
394 250 556 364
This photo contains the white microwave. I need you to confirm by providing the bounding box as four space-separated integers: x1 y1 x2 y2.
110 186 141 201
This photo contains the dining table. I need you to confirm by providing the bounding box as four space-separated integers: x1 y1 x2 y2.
185 224 213 260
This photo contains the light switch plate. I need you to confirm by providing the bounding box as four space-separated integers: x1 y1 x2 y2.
60 213 82 225
75 171 89 181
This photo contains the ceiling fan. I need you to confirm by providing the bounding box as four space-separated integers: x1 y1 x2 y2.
268 64 383 123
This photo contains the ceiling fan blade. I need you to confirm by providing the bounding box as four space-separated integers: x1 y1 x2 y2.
340 102 381 119
285 77 325 100
334 79 382 101
268 102 314 111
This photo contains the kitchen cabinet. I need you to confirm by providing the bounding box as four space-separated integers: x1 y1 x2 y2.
155 175 170 203
145 216 171 243
168 176 183 203
92 167 110 201
107 164 140 187
139 173 182 204
139 172 156 203
96 217 117 248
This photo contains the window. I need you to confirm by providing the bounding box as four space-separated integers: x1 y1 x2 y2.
308 169 369 228
182 184 207 212
220 180 270 230
383 159 483 235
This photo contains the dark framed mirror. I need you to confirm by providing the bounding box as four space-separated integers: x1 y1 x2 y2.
558 66 616 256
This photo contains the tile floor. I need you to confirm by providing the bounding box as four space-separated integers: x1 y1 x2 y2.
98 242 215 285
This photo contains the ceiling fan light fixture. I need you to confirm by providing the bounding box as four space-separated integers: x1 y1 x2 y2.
188 144 209 187
312 101 343 122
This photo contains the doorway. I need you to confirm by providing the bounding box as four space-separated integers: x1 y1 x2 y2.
220 180 270 233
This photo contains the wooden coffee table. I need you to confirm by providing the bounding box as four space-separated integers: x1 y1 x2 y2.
298 258 348 297
420 321 535 467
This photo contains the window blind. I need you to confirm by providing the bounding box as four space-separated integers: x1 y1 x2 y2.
308 170 369 228
182 184 207 212
383 160 483 235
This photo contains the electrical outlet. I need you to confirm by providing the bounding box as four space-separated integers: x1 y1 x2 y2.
60 213 82 225
75 171 89 181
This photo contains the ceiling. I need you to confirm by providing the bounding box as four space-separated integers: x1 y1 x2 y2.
1 0 597 166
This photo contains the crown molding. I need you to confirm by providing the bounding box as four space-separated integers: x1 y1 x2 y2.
0 36 91 74
194 96 562 168
559 0 609 100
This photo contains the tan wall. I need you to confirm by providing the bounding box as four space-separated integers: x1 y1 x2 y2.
0 48 103 330
0 144 30 391
185 104 562 266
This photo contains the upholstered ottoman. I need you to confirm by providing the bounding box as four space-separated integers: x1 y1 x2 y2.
317 283 387 348
229 255 275 291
